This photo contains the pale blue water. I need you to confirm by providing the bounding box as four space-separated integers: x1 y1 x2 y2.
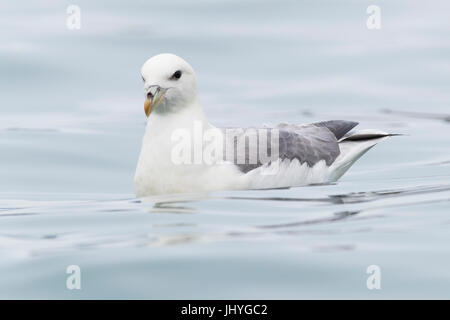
0 0 449 299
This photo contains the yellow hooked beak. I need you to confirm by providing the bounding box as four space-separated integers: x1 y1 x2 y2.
144 86 167 117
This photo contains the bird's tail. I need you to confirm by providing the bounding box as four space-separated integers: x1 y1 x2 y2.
328 129 398 181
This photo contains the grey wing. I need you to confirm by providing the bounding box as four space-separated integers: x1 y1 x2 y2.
223 120 358 173
312 120 358 140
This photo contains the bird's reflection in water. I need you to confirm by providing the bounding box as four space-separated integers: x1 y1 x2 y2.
151 204 196 214
147 234 200 246
139 192 211 214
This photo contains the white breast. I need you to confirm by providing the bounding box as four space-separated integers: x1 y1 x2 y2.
134 105 248 196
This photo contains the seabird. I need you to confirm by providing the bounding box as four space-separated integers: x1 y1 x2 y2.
135 53 392 196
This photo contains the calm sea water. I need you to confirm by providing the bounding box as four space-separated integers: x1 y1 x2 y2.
0 0 449 299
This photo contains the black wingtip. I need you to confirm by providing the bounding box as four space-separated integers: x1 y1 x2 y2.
342 132 405 141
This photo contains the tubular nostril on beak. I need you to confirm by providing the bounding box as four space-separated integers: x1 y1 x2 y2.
143 85 167 117
146 86 160 100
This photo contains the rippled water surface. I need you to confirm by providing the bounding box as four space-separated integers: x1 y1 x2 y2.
1 0 449 298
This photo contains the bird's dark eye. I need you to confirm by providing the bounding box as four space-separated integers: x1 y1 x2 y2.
170 70 182 80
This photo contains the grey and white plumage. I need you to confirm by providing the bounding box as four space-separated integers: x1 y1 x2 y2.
226 120 358 173
134 54 391 196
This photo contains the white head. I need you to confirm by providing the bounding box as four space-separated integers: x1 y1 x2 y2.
141 53 198 117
